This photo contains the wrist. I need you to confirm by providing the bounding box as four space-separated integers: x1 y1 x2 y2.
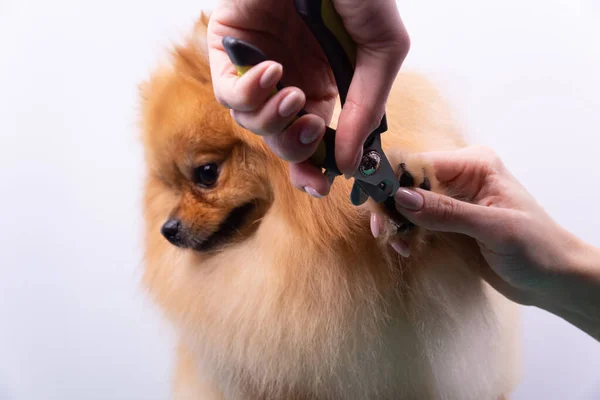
534 234 600 340
565 238 600 315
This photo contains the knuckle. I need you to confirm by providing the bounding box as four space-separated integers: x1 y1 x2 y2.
215 86 256 111
489 154 505 171
477 145 502 166
344 98 383 136
231 113 248 131
214 92 231 109
391 29 411 58
470 144 505 173
280 149 309 164
266 134 305 164
371 106 387 131
431 195 457 223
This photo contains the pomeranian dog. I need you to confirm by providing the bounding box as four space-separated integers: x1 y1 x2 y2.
139 12 521 400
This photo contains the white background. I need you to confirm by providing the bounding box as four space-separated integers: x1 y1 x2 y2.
1 0 599 399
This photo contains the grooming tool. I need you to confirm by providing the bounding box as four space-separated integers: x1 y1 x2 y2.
222 0 399 209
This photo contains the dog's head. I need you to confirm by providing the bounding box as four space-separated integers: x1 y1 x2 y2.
139 14 279 254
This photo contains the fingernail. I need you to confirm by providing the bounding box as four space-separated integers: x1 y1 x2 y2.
344 150 362 179
299 123 323 145
391 239 411 258
259 63 282 89
394 188 424 211
304 186 323 198
278 91 304 118
370 213 380 238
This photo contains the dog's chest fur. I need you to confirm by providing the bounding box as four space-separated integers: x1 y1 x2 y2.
171 213 520 400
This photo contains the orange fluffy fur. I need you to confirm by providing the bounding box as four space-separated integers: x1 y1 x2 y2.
139 13 521 400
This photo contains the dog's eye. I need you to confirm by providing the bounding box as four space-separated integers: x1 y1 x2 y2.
192 163 219 187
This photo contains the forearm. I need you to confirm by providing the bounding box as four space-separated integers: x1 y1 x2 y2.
536 240 600 341
548 303 600 341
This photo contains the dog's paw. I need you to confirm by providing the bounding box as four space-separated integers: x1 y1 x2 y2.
391 159 434 233
398 161 432 192
368 153 438 255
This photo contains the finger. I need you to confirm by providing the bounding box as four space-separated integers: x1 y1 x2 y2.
422 146 503 201
289 161 331 198
263 114 326 164
209 46 284 111
330 0 410 177
389 236 411 258
333 48 408 177
230 87 306 136
392 187 506 242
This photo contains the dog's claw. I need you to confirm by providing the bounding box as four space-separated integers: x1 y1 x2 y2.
398 163 414 187
392 161 432 235
419 176 431 191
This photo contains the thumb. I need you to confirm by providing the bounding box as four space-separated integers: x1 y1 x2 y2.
334 50 405 176
331 0 410 176
393 187 504 241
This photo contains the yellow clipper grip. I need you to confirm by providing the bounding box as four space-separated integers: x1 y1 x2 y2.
320 0 356 67
234 65 252 76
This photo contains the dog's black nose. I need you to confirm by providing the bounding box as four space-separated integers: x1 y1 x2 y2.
161 218 182 246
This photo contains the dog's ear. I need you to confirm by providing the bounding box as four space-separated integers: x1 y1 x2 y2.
192 11 211 55
171 11 212 85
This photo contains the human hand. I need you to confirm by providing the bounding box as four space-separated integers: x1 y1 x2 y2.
207 0 410 196
373 145 594 309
